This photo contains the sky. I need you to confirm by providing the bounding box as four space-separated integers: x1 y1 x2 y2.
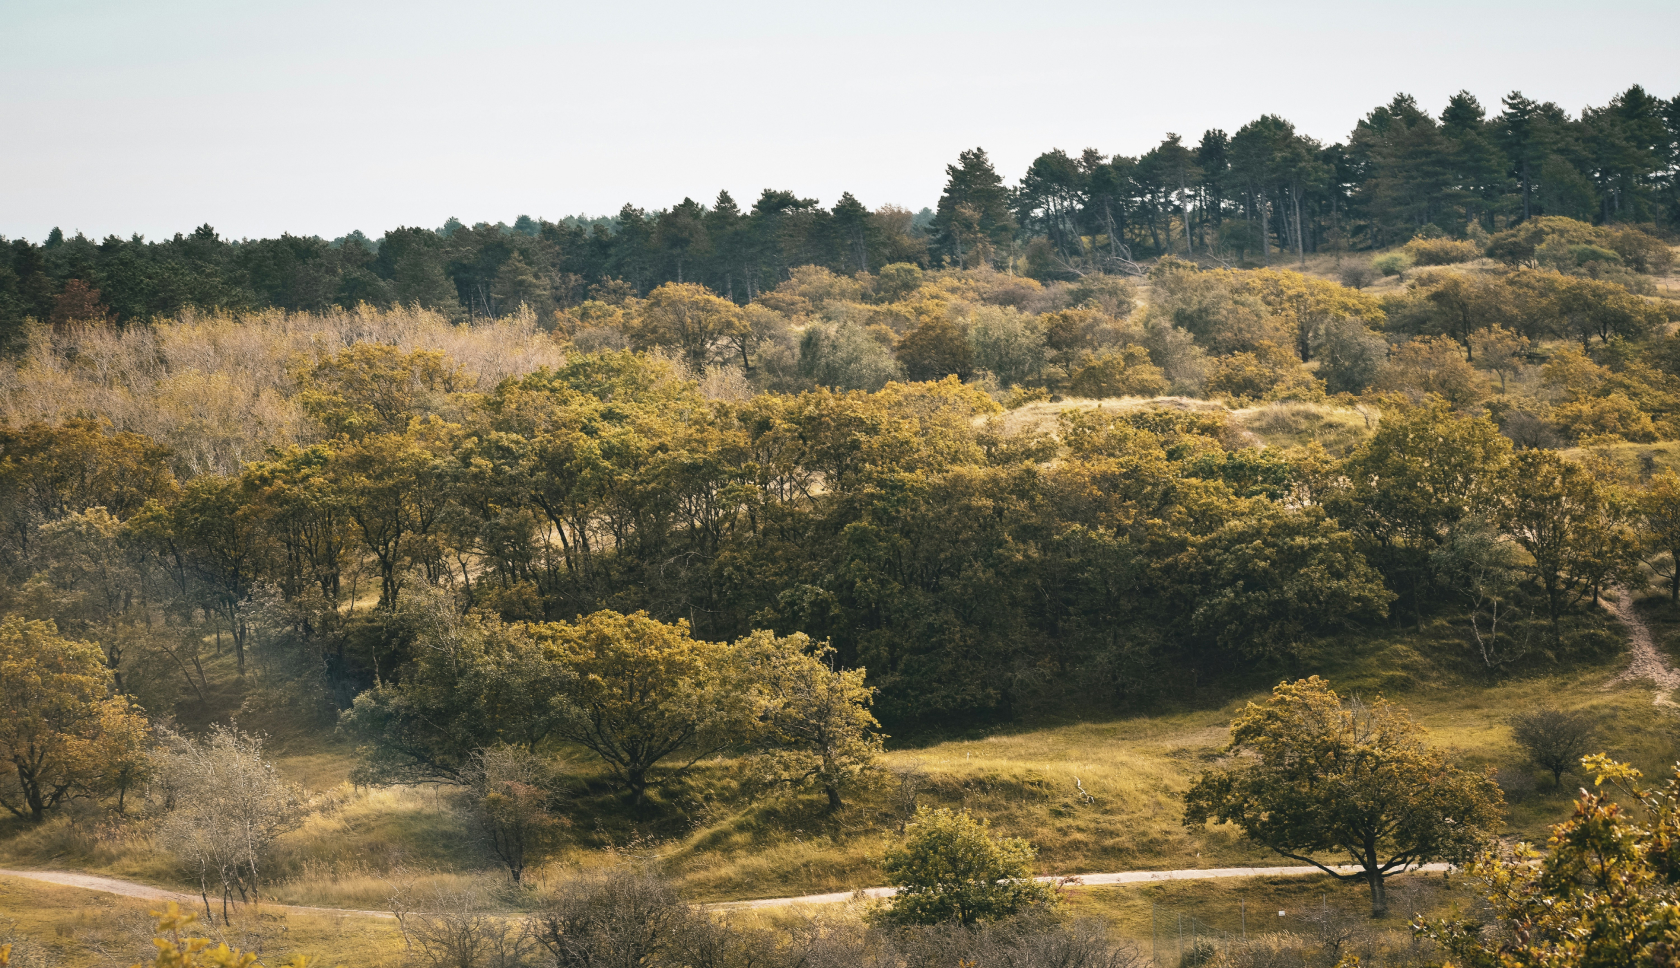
3 0 1678 243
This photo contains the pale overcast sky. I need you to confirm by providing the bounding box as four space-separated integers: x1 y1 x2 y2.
3 0 1677 242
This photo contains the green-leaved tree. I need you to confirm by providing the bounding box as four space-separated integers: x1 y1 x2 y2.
1184 677 1503 916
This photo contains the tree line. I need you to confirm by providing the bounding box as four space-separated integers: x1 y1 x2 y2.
2 341 1671 734
2 86 1675 343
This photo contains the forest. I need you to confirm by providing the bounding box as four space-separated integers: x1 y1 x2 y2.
1 85 1677 338
0 83 1679 968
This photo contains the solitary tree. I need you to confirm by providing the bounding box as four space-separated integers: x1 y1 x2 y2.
463 744 568 884
879 806 1059 926
1184 677 1503 916
152 726 303 923
1509 707 1597 786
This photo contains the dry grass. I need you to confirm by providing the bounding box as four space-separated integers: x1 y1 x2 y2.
1231 400 1377 455
0 875 404 968
988 394 1225 437
0 305 564 477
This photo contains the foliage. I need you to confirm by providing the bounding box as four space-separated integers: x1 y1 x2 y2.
1183 504 1394 659
339 601 574 784
1402 236 1482 266
0 616 150 820
1184 676 1504 916
1420 757 1680 968
879 806 1060 926
1372 253 1411 277
537 610 750 802
736 631 883 810
1505 450 1640 632
1374 335 1485 407
1067 346 1168 398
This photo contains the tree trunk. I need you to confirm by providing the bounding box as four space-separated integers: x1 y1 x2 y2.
1367 867 1388 917
826 783 843 812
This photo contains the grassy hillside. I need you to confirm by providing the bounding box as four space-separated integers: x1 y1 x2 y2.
3 593 1669 918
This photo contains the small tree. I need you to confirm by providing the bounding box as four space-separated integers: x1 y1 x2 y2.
463 745 567 884
1509 708 1597 786
879 806 1059 926
1184 677 1503 917
537 610 748 803
737 631 883 811
153 727 303 924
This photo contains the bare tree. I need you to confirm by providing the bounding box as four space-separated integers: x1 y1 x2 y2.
462 745 569 884
151 726 303 924
391 884 537 968
530 869 697 968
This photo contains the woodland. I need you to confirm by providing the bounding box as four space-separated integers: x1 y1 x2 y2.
0 84 1679 968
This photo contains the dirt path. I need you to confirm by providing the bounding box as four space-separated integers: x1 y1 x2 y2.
1 863 1450 915
705 863 1450 910
1601 590 1680 708
0 868 393 919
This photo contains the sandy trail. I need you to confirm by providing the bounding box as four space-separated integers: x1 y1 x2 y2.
0 863 1451 915
0 868 393 919
1601 589 1680 708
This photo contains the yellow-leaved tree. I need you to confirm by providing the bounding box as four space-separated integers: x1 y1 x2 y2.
536 610 750 803
735 631 882 811
0 616 151 821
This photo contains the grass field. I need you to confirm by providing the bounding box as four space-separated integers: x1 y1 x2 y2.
0 875 405 968
5 593 1670 919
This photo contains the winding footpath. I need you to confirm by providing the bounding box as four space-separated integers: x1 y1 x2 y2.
1601 589 1680 708
0 863 1452 916
0 868 393 919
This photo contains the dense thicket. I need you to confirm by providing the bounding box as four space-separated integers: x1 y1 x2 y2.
1 326 1667 730
3 87 1676 345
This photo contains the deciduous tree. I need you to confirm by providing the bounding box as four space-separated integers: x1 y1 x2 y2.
1184 677 1503 916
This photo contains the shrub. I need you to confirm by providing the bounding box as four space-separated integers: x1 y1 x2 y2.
1372 253 1413 277
1403 237 1482 266
1067 346 1168 398
1204 342 1316 402
1509 708 1597 786
1374 335 1485 407
1338 262 1376 289
879 806 1060 926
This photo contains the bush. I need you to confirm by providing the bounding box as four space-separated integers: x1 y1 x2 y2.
1338 262 1376 289
1205 343 1316 402
1509 708 1597 786
1067 346 1167 398
1403 237 1482 266
879 806 1060 926
1372 253 1413 277
799 324 903 390
1313 318 1386 394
